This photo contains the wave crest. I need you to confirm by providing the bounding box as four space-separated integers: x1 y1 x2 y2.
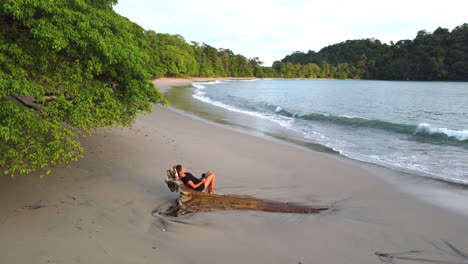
273 108 467 143
415 123 468 141
190 83 467 144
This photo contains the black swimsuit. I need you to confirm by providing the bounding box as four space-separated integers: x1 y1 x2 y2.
180 172 204 191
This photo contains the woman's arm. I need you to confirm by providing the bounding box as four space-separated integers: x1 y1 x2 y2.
187 179 206 189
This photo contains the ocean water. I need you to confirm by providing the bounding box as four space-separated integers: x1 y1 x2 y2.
185 79 468 186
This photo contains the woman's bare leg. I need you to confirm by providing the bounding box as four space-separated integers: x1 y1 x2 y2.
203 172 216 194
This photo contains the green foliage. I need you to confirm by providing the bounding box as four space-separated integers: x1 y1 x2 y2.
144 33 265 78
0 99 82 176
191 42 259 77
1 0 166 177
146 31 199 77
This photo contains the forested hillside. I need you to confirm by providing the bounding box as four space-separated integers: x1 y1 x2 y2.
144 31 266 78
142 23 468 81
276 25 468 80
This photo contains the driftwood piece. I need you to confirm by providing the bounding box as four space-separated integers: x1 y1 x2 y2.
23 204 45 210
162 170 329 217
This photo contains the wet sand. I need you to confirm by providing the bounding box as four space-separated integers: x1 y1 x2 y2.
0 78 467 263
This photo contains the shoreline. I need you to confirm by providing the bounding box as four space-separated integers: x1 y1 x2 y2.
150 77 350 90
0 78 467 263
155 78 468 209
151 76 468 84
152 77 468 212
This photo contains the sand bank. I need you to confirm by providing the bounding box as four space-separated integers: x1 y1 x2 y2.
0 78 467 263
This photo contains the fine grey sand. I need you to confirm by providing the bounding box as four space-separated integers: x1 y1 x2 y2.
1 78 467 264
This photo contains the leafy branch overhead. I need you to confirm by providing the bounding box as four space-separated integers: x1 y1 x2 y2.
0 0 166 177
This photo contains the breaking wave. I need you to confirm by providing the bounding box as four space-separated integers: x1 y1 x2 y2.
273 108 468 143
191 81 467 144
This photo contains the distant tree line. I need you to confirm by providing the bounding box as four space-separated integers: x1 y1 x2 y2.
143 23 468 81
276 24 468 80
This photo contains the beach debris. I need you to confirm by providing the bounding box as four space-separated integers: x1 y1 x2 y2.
376 240 468 264
161 169 329 217
23 204 45 210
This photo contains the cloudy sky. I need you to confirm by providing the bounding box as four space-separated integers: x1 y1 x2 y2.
114 0 467 66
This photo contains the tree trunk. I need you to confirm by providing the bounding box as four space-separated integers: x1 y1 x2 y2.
162 170 329 217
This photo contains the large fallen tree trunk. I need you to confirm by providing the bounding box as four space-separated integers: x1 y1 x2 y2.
162 170 329 217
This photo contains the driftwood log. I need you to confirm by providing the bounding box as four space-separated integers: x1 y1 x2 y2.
162 169 329 217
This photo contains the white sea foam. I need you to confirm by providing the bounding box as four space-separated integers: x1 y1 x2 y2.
192 83 206 88
340 114 358 119
192 82 293 128
274 106 283 112
222 79 258 82
415 123 468 141
365 153 468 185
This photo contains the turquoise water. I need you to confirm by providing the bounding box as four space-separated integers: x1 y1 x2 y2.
188 79 468 185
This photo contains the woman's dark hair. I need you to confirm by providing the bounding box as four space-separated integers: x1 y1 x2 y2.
175 165 182 174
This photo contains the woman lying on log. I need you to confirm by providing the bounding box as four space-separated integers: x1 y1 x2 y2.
163 167 329 216
173 165 217 194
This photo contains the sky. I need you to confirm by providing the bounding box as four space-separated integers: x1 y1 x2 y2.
114 0 468 66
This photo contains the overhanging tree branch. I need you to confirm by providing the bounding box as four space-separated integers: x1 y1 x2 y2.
9 94 58 111
10 94 41 110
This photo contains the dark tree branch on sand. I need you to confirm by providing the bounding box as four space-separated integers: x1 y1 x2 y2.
161 170 329 217
375 240 468 264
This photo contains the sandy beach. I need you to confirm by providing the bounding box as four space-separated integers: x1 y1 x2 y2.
1 78 467 264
